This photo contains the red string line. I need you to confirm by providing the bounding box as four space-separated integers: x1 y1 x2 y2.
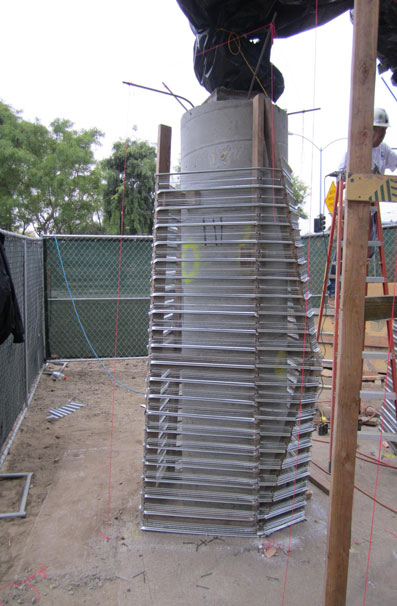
363 260 397 605
282 5 318 604
281 236 311 606
355 485 397 515
102 139 128 542
312 437 397 469
270 23 276 222
356 453 397 469
310 460 397 514
194 23 275 58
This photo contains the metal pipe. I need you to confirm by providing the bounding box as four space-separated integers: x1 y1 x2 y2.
42 234 153 240
123 80 194 109
47 296 150 302
162 82 190 112
0 228 41 241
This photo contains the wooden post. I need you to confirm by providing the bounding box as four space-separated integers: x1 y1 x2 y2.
252 94 265 168
324 1 379 605
156 124 172 177
364 295 397 322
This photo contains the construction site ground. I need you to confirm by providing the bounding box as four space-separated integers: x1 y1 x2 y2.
0 359 396 606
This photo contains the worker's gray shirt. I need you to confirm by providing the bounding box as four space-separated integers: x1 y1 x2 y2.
339 142 397 174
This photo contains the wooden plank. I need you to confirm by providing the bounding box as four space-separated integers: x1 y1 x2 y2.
364 295 397 321
309 468 330 495
320 333 388 348
156 124 172 176
324 1 380 605
252 94 265 168
263 96 281 169
352 431 396 441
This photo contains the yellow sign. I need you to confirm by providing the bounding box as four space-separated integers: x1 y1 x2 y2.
325 182 336 214
346 173 397 202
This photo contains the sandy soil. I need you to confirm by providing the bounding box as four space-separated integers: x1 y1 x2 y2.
0 359 396 606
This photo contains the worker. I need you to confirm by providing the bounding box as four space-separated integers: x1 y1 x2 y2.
338 108 397 175
327 108 397 304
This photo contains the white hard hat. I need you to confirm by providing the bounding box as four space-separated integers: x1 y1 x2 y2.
373 107 390 128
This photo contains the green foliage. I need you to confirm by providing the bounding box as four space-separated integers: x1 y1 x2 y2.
102 139 156 235
290 173 309 219
31 119 104 235
0 101 104 234
0 102 49 231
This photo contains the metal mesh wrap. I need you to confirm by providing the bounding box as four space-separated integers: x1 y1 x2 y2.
141 168 322 536
0 231 44 454
381 320 397 455
44 236 152 359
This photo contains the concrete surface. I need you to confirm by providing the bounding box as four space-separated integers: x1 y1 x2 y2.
0 360 396 605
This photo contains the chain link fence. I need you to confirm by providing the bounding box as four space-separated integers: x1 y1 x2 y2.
1 226 396 454
0 230 44 456
44 228 397 359
302 223 397 308
44 235 153 359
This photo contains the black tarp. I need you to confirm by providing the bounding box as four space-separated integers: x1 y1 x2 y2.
177 0 397 98
378 2 397 84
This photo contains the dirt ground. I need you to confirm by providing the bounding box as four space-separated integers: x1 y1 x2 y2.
0 359 396 606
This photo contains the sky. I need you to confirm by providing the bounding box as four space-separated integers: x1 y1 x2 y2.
1 1 397 233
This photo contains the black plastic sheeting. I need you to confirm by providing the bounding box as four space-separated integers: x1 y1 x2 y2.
378 2 397 85
177 0 397 99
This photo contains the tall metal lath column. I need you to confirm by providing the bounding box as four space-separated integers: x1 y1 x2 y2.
140 93 321 536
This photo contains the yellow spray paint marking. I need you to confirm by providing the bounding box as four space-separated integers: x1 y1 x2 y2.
125 523 143 541
182 242 200 283
275 350 286 377
238 225 252 255
238 225 260 270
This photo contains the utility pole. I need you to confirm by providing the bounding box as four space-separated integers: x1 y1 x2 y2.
323 0 379 604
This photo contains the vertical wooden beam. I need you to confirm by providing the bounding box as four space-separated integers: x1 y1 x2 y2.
324 1 379 605
156 124 172 177
153 124 172 308
263 96 282 169
252 94 265 168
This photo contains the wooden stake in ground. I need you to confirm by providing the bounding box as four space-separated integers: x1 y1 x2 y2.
324 1 379 605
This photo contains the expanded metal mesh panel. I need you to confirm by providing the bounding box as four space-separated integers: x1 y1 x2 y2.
141 168 322 536
381 320 397 454
0 232 44 452
44 236 152 358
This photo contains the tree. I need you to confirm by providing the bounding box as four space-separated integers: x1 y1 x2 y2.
0 102 49 231
28 119 104 235
102 139 156 235
290 173 309 219
0 101 104 234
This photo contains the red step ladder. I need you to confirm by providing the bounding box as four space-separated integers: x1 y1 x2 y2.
316 178 397 464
